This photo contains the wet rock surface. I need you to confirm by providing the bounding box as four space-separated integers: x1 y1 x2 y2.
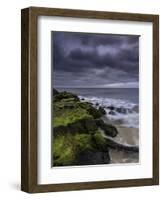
52 89 138 166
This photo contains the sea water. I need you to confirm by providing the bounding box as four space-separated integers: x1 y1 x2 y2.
57 88 139 128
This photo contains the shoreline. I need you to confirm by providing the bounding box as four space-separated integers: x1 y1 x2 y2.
102 115 139 145
101 115 139 164
53 88 139 166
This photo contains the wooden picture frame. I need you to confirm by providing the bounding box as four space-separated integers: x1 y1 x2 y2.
21 7 159 193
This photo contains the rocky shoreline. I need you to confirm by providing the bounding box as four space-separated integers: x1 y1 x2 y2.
53 88 139 166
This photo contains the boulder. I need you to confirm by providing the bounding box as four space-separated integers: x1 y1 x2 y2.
87 106 103 119
103 124 118 137
53 131 110 166
95 119 118 137
52 90 118 166
77 102 104 119
107 106 115 110
53 118 98 135
54 91 80 102
98 106 106 115
109 110 116 115
83 118 98 133
116 107 127 114
76 150 110 165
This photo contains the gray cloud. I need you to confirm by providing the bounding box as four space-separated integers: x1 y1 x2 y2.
52 31 139 88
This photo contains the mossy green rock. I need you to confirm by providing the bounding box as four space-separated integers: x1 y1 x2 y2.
53 118 98 135
96 119 118 137
52 89 117 166
77 102 104 119
98 106 106 115
54 91 79 102
53 131 109 166
53 106 92 128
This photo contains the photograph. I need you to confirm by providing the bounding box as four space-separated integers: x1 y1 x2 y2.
21 7 159 192
52 31 139 167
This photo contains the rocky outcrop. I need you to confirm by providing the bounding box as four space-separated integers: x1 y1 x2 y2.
106 105 133 115
95 119 118 137
53 90 79 102
52 89 117 166
76 150 110 165
52 88 138 166
98 106 106 115
53 118 98 135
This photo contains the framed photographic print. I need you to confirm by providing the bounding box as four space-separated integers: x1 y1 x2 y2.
21 7 159 193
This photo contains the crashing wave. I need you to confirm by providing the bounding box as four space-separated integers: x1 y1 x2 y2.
79 95 139 128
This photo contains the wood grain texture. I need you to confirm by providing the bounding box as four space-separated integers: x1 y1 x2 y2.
21 7 159 193
28 6 157 21
21 8 30 192
152 15 159 185
21 8 38 193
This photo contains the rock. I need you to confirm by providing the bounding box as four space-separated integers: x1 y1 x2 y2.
54 118 98 135
88 106 104 119
77 102 104 119
54 91 80 102
76 150 110 165
77 102 92 109
95 119 118 137
98 106 106 115
63 102 75 109
116 107 127 114
53 131 110 166
95 119 105 127
109 110 116 115
103 124 118 137
95 102 99 106
93 131 108 150
83 118 98 133
107 106 115 110
67 120 86 134
76 132 110 165
52 90 118 166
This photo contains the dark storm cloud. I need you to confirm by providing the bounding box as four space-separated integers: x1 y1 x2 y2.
52 31 139 88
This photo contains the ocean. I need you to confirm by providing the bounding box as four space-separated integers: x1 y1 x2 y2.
57 88 139 129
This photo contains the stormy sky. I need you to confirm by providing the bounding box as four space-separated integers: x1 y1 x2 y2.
52 31 139 88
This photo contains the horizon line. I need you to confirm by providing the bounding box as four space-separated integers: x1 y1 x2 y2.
54 86 139 89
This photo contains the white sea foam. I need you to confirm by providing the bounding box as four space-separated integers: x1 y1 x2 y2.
79 95 139 128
